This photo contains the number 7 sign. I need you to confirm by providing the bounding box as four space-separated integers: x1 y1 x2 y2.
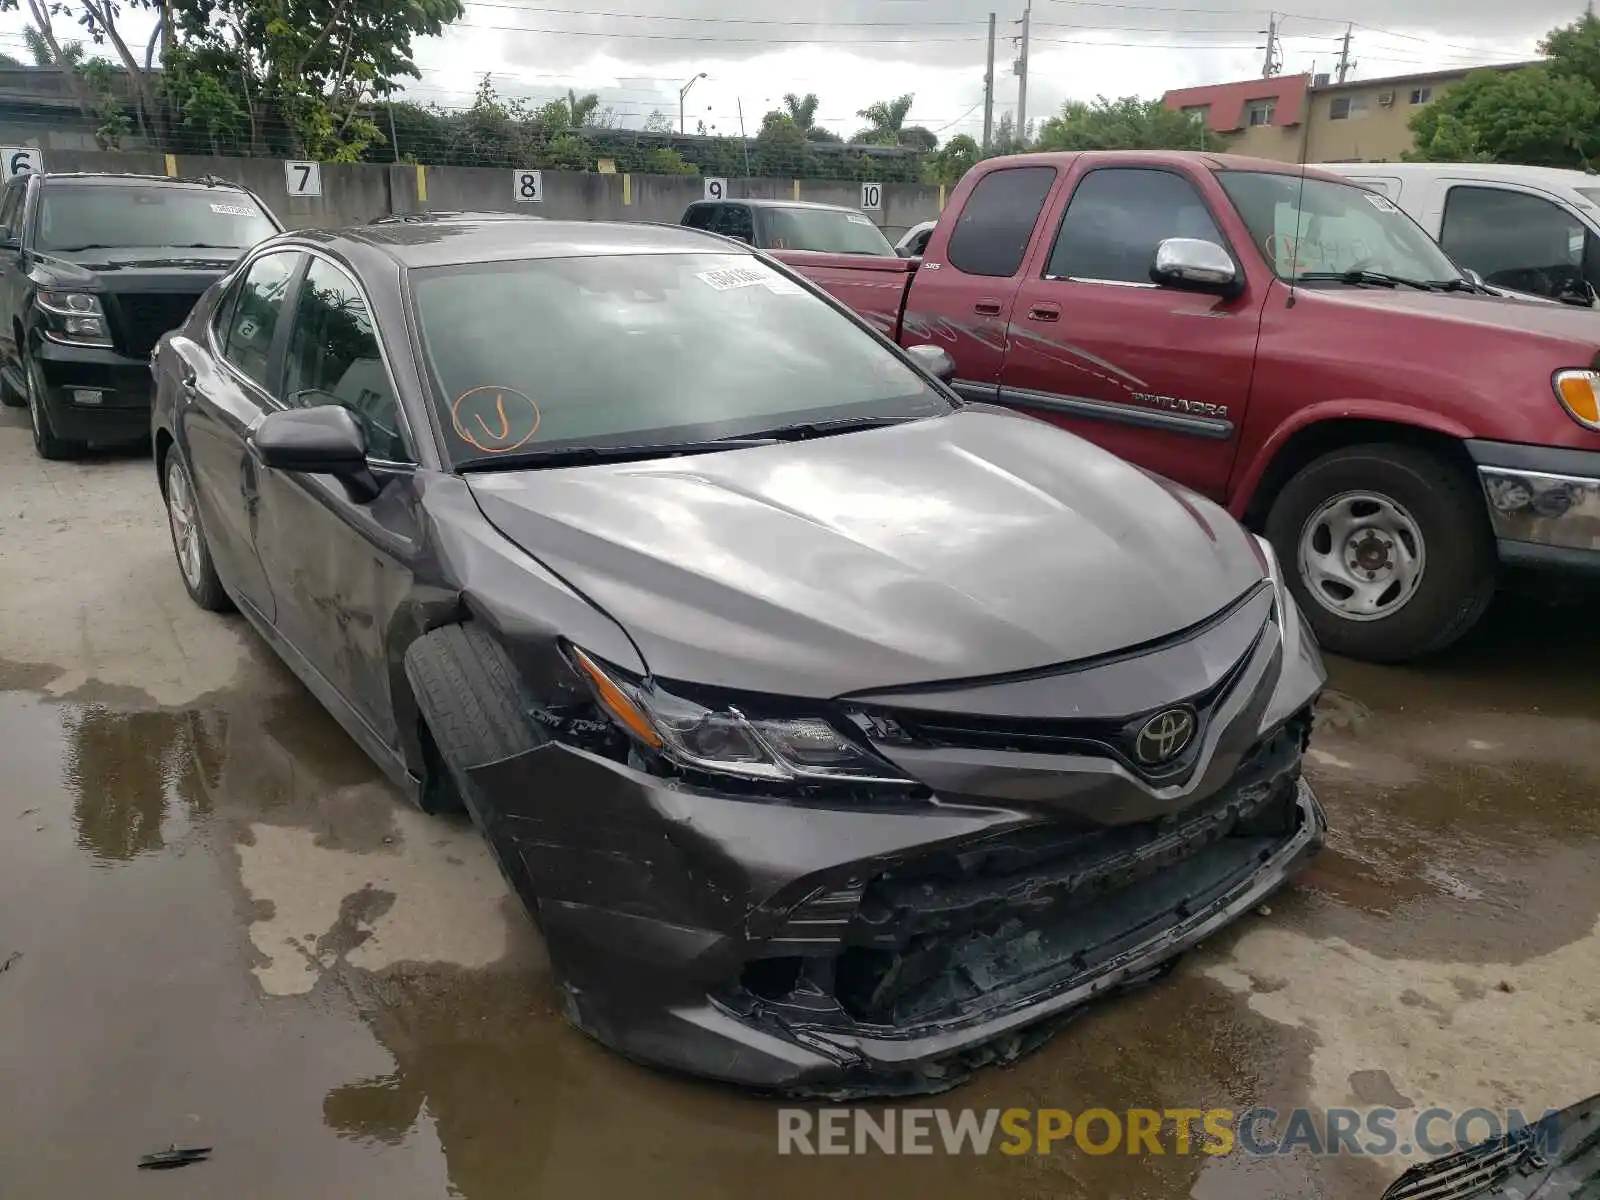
284 160 322 197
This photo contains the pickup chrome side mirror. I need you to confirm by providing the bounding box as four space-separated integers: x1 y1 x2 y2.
1152 238 1239 295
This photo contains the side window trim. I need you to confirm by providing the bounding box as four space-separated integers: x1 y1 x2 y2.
1042 165 1239 287
287 247 419 466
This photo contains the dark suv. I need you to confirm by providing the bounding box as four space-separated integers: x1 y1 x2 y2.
0 171 280 459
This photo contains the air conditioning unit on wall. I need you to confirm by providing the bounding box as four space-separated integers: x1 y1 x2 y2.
1378 91 1395 106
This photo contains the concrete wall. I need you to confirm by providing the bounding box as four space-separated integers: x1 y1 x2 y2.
15 148 945 239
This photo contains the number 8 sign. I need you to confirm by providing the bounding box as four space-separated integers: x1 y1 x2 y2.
513 170 543 203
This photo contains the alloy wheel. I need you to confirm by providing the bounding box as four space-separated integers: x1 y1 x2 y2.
165 456 204 592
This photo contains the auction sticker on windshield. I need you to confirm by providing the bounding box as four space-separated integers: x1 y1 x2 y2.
451 385 541 453
1363 192 1399 213
696 263 805 295
209 203 257 216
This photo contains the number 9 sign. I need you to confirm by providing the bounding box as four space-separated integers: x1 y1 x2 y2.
703 177 727 202
1 147 42 180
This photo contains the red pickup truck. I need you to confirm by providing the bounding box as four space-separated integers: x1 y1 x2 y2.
777 150 1600 663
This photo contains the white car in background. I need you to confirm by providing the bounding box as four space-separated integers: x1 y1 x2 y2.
894 220 936 258
1317 162 1600 307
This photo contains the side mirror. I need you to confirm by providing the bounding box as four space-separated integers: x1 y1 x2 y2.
251 405 379 501
896 245 912 258
1151 238 1239 295
1464 267 1487 288
905 343 956 383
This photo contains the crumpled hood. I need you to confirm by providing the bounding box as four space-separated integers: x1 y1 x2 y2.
466 408 1266 698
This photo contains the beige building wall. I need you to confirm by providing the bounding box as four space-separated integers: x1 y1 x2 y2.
1215 122 1305 163
1303 73 1470 163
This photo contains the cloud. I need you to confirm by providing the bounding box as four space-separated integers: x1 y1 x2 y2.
0 0 1556 146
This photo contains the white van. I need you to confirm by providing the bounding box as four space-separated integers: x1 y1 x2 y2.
1314 162 1600 306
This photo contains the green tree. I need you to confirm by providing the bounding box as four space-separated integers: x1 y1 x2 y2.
923 132 979 185
783 91 818 134
566 88 600 127
1034 95 1214 152
1405 65 1600 168
755 111 814 176
643 147 697 175
853 93 914 145
1542 8 1600 85
163 0 465 160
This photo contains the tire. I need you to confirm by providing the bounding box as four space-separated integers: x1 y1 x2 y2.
23 347 85 460
160 445 232 613
0 357 23 408
404 624 549 909
1264 443 1495 664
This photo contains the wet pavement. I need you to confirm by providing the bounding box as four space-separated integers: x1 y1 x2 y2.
3 412 1599 1198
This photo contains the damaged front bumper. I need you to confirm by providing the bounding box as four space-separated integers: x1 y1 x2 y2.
464 711 1325 1096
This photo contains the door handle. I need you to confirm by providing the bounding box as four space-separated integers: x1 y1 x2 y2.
973 299 1002 316
1028 303 1061 322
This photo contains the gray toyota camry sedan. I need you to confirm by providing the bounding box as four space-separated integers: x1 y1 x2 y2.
151 217 1327 1096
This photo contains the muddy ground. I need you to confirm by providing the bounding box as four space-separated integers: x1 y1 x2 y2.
3 411 1598 1199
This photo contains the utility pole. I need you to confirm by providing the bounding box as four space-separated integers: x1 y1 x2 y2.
1336 23 1355 83
679 71 707 135
983 12 996 152
1261 12 1281 78
1014 3 1031 144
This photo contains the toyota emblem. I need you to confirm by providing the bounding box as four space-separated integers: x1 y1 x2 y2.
1134 706 1196 766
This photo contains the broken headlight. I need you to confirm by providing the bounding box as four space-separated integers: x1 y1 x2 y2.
569 646 912 786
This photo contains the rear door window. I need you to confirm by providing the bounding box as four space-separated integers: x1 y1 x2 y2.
1046 168 1225 284
945 166 1056 277
221 251 301 387
0 179 23 237
682 204 716 230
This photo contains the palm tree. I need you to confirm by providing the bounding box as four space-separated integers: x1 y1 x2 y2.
854 93 914 146
783 92 819 135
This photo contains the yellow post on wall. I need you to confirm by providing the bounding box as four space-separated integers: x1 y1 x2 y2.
939 183 947 211
623 173 632 206
164 153 177 177
416 163 428 204
793 179 801 200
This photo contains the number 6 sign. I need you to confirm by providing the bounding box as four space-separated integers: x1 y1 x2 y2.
284 160 322 197
0 147 41 180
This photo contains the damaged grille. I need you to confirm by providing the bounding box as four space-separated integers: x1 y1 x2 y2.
751 715 1311 1031
860 620 1265 786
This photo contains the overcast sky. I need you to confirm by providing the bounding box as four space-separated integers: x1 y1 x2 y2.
0 0 1573 143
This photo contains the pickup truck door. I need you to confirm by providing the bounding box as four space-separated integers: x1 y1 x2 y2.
998 165 1267 500
901 163 1058 402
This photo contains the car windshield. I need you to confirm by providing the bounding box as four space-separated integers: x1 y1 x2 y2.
409 251 953 467
1218 170 1463 284
762 207 896 255
35 184 278 252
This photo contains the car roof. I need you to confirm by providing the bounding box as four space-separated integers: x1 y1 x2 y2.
368 210 545 224
288 218 744 269
973 148 1350 185
689 198 867 213
36 171 255 192
1315 161 1600 190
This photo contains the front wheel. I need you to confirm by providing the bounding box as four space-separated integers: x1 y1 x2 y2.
24 348 85 461
1264 443 1495 663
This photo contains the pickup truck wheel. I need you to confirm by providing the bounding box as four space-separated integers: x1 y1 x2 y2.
404 624 547 914
1265 443 1495 663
